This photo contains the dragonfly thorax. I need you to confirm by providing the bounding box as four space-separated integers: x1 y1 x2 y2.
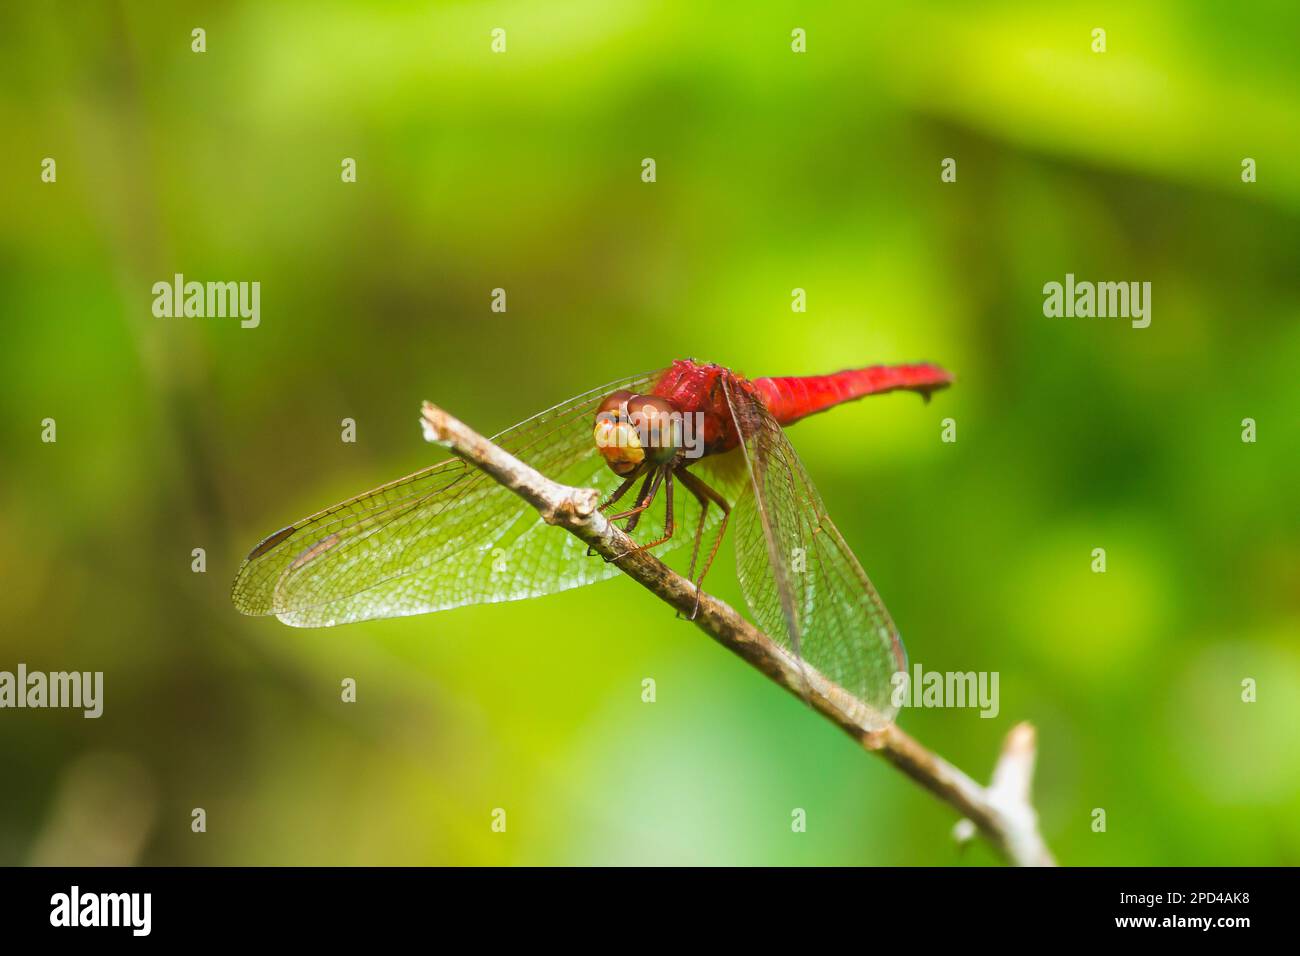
593 391 683 475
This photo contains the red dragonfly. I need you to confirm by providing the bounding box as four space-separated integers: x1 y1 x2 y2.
233 359 951 727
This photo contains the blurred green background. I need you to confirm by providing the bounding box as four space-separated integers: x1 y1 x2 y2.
2 0 1297 866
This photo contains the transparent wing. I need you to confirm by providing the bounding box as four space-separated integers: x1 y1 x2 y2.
232 370 671 627
720 374 907 729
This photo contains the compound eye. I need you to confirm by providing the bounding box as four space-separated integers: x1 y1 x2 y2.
593 390 644 473
625 393 682 462
595 390 633 421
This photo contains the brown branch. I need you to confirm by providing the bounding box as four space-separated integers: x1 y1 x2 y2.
420 401 1056 867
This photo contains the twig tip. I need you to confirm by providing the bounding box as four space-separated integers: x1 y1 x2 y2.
420 401 450 445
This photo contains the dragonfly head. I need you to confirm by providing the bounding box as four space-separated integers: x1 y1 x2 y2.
593 391 683 475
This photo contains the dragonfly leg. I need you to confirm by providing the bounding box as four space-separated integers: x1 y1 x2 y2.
607 468 662 529
680 479 710 583
607 467 676 561
589 466 647 557
627 468 675 551
675 468 731 620
599 468 665 562
598 465 644 512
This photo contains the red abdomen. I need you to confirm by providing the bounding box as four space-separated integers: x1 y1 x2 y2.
754 363 953 426
651 360 953 457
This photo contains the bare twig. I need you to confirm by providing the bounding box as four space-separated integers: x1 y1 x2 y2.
420 401 1055 866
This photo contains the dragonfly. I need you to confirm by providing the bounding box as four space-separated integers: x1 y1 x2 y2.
233 359 952 727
